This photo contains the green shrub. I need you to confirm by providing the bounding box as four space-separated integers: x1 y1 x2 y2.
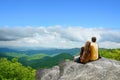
0 58 35 80
99 49 120 61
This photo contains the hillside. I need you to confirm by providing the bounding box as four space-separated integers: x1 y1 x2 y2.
36 58 120 80
20 53 73 69
0 47 78 69
1 48 120 69
0 58 35 80
0 47 80 55
99 49 120 61
1 48 120 80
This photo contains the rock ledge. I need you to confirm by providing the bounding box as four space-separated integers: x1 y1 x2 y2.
36 58 120 80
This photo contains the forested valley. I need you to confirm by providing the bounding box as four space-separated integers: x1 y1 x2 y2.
0 48 120 80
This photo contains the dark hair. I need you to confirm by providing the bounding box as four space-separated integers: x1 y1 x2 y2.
84 41 91 54
91 37 96 42
80 41 91 63
80 47 84 56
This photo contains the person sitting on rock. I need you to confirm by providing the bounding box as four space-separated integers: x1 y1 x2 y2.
74 41 91 64
74 37 101 63
89 37 100 61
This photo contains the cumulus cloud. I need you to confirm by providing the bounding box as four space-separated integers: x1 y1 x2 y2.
0 26 120 48
100 30 120 43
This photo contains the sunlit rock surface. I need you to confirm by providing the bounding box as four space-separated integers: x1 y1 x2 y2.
36 58 120 80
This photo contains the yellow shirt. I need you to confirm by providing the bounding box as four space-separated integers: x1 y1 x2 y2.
90 42 98 60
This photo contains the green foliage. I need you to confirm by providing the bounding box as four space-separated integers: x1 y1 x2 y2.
37 53 73 69
0 58 35 80
11 58 18 63
21 53 74 69
0 52 14 60
2 48 120 71
26 53 48 61
99 49 120 61
6 52 27 58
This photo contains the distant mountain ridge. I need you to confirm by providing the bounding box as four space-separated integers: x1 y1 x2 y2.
1 47 120 69
0 47 78 69
0 48 18 52
21 53 73 69
0 47 80 55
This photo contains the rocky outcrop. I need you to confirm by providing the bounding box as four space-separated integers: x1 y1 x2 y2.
36 58 120 80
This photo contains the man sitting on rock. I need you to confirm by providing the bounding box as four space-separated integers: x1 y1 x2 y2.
89 37 99 61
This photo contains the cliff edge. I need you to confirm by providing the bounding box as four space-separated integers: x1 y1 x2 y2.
36 57 120 80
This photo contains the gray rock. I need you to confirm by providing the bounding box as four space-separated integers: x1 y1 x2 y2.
36 58 120 80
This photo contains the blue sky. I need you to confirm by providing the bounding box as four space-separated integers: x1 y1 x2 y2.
0 0 120 28
0 0 120 48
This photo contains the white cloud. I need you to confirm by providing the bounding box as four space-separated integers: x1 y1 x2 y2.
0 26 120 48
